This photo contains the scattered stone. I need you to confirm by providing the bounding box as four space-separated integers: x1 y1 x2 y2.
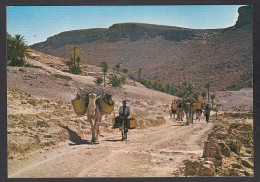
241 158 253 169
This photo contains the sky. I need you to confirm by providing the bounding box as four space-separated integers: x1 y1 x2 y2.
7 5 243 46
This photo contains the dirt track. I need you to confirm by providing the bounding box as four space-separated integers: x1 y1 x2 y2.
8 115 212 178
7 50 252 177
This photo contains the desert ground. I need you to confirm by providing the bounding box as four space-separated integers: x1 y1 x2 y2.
7 51 253 177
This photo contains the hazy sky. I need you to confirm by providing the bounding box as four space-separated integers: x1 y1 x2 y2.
7 5 243 45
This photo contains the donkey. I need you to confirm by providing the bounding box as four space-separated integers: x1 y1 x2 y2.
182 98 196 125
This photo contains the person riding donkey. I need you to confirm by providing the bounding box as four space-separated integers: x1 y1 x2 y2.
114 100 130 140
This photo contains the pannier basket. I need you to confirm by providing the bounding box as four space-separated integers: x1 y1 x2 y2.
71 99 87 116
112 118 119 128
195 102 202 109
172 103 177 110
98 99 115 114
127 118 137 129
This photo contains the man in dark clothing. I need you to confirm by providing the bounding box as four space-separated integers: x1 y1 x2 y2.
119 100 130 133
205 104 211 123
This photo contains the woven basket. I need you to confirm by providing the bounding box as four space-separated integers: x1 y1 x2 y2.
98 99 115 114
71 99 87 116
172 103 177 110
128 118 137 129
195 102 202 109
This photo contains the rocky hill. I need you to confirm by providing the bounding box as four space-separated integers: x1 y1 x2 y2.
31 6 253 91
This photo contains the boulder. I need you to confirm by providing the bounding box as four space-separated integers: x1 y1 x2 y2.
184 159 200 176
203 139 223 160
241 158 254 169
226 139 241 154
198 161 215 176
218 142 232 157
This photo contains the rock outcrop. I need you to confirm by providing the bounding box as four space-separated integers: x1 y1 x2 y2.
184 114 253 176
31 23 204 49
235 6 253 28
32 28 107 49
105 23 196 42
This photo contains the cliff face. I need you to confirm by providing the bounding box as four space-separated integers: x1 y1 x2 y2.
31 23 212 49
105 23 197 42
32 28 107 49
30 6 253 91
235 6 253 28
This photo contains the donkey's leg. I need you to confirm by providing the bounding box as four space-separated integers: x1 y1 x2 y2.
94 116 101 142
88 116 95 142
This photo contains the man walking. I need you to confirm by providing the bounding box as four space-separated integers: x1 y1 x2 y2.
204 104 211 123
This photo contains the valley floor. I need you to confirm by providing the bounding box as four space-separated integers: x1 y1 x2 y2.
8 116 212 178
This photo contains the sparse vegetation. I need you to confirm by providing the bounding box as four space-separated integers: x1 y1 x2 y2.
211 95 216 108
114 63 121 74
201 92 206 104
122 68 128 74
175 81 198 99
138 78 177 95
205 83 210 103
94 77 103 85
99 61 109 87
120 75 127 84
67 45 81 74
108 75 122 87
137 68 142 80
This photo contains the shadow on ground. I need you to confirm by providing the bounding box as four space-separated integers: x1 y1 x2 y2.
62 125 91 145
105 139 123 142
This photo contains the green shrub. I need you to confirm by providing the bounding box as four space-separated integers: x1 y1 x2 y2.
109 75 122 87
94 77 103 85
120 75 127 84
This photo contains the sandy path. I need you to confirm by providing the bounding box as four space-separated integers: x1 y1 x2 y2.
8 116 212 178
26 58 96 85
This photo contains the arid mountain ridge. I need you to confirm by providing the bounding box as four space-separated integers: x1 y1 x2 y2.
31 6 253 91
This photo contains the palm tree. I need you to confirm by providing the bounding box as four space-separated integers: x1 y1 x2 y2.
211 95 216 108
176 81 196 98
76 56 81 70
99 61 109 87
205 82 210 103
157 82 162 91
114 63 121 74
137 68 142 80
201 92 206 104
65 59 73 72
7 34 32 66
69 45 80 67
165 84 171 93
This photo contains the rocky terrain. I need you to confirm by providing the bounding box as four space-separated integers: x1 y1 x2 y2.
7 5 253 177
7 49 253 177
182 113 253 176
31 6 253 91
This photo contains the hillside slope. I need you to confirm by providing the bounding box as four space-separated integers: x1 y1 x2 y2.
7 49 253 177
31 6 253 91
